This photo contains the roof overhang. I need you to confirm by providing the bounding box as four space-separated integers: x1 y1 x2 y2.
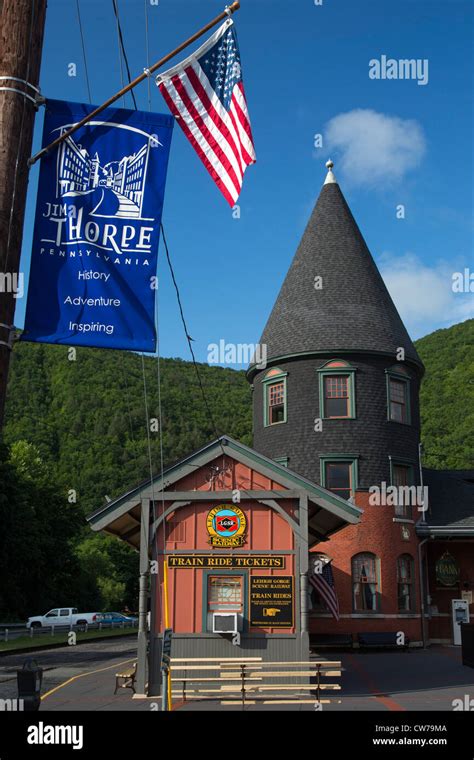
87 436 362 550
416 524 474 538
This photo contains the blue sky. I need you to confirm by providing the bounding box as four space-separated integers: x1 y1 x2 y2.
17 0 473 367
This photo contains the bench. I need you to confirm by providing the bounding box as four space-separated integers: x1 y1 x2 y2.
170 658 341 707
310 633 353 650
357 632 410 650
114 661 137 694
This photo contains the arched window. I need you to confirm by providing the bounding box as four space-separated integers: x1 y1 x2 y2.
352 553 379 611
397 554 415 612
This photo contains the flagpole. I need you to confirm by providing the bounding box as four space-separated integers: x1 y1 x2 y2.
28 1 241 166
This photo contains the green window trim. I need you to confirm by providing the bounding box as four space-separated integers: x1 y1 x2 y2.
274 456 289 467
262 369 288 427
317 362 357 419
320 454 359 499
385 369 412 425
202 570 248 633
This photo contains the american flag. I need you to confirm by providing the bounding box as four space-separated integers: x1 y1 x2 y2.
156 18 256 206
309 556 340 621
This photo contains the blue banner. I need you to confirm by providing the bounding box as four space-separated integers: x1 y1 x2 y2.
22 100 174 352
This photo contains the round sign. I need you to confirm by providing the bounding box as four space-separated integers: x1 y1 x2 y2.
206 505 247 547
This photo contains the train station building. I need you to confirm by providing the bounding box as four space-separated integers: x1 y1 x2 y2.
87 162 474 695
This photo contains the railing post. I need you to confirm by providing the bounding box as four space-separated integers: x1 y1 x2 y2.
5 628 8 643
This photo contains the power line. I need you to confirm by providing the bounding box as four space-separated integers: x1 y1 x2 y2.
111 0 137 110
75 0 92 103
160 222 222 444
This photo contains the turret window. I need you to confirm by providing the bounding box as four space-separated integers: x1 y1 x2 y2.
326 462 351 499
262 368 288 427
269 382 285 423
317 360 356 419
324 375 349 417
386 368 411 424
320 455 359 500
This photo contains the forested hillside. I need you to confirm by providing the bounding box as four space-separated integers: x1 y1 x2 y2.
3 344 252 515
1 345 252 619
415 318 474 471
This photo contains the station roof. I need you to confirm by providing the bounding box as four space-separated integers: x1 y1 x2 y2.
87 435 362 550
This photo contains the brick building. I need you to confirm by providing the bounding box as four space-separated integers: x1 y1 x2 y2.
247 161 474 646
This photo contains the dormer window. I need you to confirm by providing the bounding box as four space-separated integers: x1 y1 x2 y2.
317 360 356 419
262 368 288 426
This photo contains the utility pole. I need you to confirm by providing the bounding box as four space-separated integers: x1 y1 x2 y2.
0 0 47 429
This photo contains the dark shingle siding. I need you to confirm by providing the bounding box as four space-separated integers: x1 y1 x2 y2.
253 354 421 488
258 183 423 367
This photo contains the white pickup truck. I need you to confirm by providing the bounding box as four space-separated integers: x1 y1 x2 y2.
26 607 100 629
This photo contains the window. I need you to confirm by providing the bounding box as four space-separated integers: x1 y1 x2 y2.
352 553 378 611
321 455 358 500
397 555 414 612
317 360 356 419
268 382 285 424
208 576 243 612
390 460 416 518
326 462 351 500
324 375 349 418
263 368 287 426
386 368 411 424
389 379 407 422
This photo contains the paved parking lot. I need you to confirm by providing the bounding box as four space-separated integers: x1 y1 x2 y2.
1 641 473 711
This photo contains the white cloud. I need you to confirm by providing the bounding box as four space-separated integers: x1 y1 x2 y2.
325 109 426 186
379 252 474 338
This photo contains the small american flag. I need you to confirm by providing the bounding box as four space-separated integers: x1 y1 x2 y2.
156 18 256 206
309 556 340 621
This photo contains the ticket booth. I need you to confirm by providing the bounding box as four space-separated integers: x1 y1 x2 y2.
87 435 360 696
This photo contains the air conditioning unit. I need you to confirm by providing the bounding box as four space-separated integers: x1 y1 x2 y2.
212 612 238 634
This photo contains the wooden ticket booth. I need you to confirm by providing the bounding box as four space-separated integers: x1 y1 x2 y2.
88 436 360 696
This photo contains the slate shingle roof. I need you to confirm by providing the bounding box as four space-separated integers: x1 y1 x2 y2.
258 180 423 368
421 469 474 529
